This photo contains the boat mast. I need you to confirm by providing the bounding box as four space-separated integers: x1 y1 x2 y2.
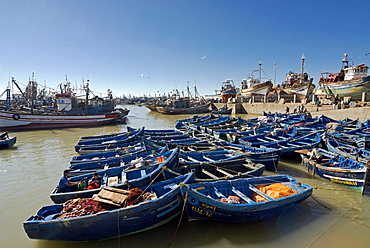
301 54 305 82
342 53 349 69
85 80 90 108
259 60 262 82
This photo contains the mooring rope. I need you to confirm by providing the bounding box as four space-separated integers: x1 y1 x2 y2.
166 191 188 248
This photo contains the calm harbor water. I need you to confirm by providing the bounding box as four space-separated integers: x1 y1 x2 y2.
1 105 370 248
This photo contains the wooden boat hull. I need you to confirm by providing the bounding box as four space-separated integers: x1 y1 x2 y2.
0 110 120 131
50 147 180 203
320 76 370 100
213 141 282 172
24 173 195 241
156 103 211 115
240 81 272 98
180 175 312 223
164 162 264 182
261 132 322 158
0 136 16 149
212 109 232 115
300 149 369 193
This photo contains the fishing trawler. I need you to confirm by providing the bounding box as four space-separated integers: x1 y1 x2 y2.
220 79 237 102
240 61 273 99
273 54 315 101
319 53 370 100
0 75 128 131
156 84 212 115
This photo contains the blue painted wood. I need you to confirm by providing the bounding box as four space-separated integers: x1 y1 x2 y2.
180 175 312 223
75 127 145 152
261 132 322 158
24 172 195 241
300 148 369 193
214 141 281 172
0 135 16 149
50 147 180 203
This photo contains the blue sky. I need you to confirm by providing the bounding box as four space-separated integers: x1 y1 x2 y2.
0 0 369 98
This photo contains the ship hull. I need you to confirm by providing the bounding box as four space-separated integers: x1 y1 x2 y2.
221 91 236 101
0 111 120 131
240 82 272 98
156 103 211 115
320 76 370 100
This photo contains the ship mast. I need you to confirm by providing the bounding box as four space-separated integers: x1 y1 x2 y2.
301 54 305 83
259 60 262 83
342 53 349 69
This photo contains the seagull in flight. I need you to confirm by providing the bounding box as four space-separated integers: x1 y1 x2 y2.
201 56 206 60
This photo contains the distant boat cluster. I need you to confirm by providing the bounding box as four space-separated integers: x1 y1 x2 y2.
139 53 370 115
0 75 129 131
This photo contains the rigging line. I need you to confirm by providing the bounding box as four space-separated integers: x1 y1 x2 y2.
117 208 121 248
307 209 349 247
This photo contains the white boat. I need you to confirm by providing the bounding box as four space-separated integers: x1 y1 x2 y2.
319 53 370 100
240 61 273 98
274 54 315 100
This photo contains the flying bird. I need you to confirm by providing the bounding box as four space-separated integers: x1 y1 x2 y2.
201 56 206 60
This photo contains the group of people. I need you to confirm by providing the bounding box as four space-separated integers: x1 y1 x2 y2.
58 169 102 192
285 105 308 114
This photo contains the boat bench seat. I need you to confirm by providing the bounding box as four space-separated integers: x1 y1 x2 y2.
231 187 254 204
211 186 226 198
216 168 233 178
287 143 302 148
202 169 219 179
203 156 215 162
295 141 310 146
264 136 280 142
249 185 275 201
187 156 201 163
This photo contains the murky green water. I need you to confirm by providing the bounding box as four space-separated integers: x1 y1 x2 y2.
1 105 369 248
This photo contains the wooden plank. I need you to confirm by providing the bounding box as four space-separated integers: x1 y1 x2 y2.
231 187 254 204
187 156 201 162
216 168 233 177
201 169 219 179
203 156 215 162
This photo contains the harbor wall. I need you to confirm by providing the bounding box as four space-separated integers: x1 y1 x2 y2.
213 102 370 122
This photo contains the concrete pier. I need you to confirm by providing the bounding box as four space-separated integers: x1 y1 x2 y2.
213 102 370 122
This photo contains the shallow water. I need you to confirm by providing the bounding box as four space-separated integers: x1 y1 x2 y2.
1 105 369 247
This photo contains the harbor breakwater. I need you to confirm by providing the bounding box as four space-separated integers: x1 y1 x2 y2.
213 103 370 122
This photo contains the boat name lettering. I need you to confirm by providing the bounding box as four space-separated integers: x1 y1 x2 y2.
330 178 358 186
191 206 213 217
201 203 216 211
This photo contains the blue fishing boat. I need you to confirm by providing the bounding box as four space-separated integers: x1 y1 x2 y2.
70 144 167 165
261 132 322 158
180 150 246 166
164 158 264 182
238 127 297 147
326 139 370 163
68 147 170 175
74 127 145 152
212 105 232 115
24 173 195 241
50 147 180 203
179 175 312 222
0 132 16 149
299 148 369 194
224 126 275 143
213 141 281 171
77 140 148 155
